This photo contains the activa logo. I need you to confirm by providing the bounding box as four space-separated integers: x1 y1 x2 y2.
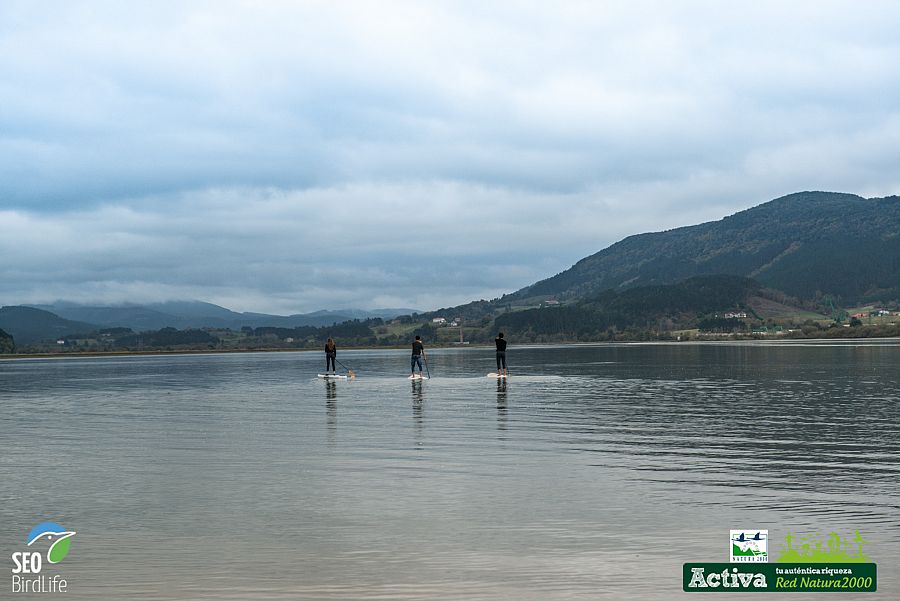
10 522 75 594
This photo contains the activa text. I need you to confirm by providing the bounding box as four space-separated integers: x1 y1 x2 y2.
689 567 767 588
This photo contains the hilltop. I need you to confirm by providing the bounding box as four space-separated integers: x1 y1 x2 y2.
0 306 97 345
512 192 900 305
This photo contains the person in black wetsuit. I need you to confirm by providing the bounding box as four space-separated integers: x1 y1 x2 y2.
325 337 337 374
411 335 426 376
495 332 508 376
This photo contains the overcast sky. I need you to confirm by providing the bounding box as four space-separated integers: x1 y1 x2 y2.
3 1 899 313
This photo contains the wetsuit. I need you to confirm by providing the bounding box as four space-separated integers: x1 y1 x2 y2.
325 343 336 372
411 340 424 373
495 337 507 370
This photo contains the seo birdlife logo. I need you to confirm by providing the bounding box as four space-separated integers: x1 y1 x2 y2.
10 522 75 593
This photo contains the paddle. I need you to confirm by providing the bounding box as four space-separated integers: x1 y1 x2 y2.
335 357 356 379
423 352 431 379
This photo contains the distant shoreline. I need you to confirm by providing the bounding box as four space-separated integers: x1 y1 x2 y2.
2 336 898 360
0 344 491 360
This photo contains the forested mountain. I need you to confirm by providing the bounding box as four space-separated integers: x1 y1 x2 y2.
513 192 900 304
0 306 98 345
496 275 767 340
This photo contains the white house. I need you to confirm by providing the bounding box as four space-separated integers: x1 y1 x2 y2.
432 317 447 324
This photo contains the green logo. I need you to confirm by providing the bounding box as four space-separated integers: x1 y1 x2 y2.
778 530 870 563
730 529 768 562
27 522 76 564
683 529 877 592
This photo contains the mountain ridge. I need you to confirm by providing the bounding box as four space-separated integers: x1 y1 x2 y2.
25 302 420 333
512 191 900 304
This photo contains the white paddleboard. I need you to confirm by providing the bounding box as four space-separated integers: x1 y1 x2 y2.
318 374 349 379
487 373 508 378
408 374 429 380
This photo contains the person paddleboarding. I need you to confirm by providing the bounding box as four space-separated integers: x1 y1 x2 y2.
325 337 337 375
495 331 508 377
410 335 427 378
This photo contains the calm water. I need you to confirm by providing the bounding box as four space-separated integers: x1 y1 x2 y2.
1 342 898 600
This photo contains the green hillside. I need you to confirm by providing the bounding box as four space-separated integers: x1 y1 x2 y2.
513 192 900 304
0 328 14 353
0 306 98 345
496 275 765 340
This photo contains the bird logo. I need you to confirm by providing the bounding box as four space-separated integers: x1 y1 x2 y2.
730 529 768 561
27 522 76 564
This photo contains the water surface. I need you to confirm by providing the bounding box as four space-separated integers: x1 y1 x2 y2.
2 342 898 599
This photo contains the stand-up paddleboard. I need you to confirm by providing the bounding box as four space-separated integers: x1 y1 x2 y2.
318 374 349 380
408 374 428 380
487 373 508 378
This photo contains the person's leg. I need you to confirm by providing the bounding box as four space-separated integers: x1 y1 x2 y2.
411 355 416 375
496 352 501 372
416 356 423 373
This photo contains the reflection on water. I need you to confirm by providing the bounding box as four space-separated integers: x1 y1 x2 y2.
1 342 898 600
496 379 508 432
325 380 337 440
411 380 425 444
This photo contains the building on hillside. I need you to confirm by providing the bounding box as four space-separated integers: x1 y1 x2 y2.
432 317 447 324
724 311 748 319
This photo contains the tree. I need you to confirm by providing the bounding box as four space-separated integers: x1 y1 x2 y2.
0 328 14 353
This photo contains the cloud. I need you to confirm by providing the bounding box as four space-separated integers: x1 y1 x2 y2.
0 182 654 312
2 1 899 311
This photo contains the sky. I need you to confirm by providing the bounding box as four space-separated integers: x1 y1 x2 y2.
2 1 900 314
